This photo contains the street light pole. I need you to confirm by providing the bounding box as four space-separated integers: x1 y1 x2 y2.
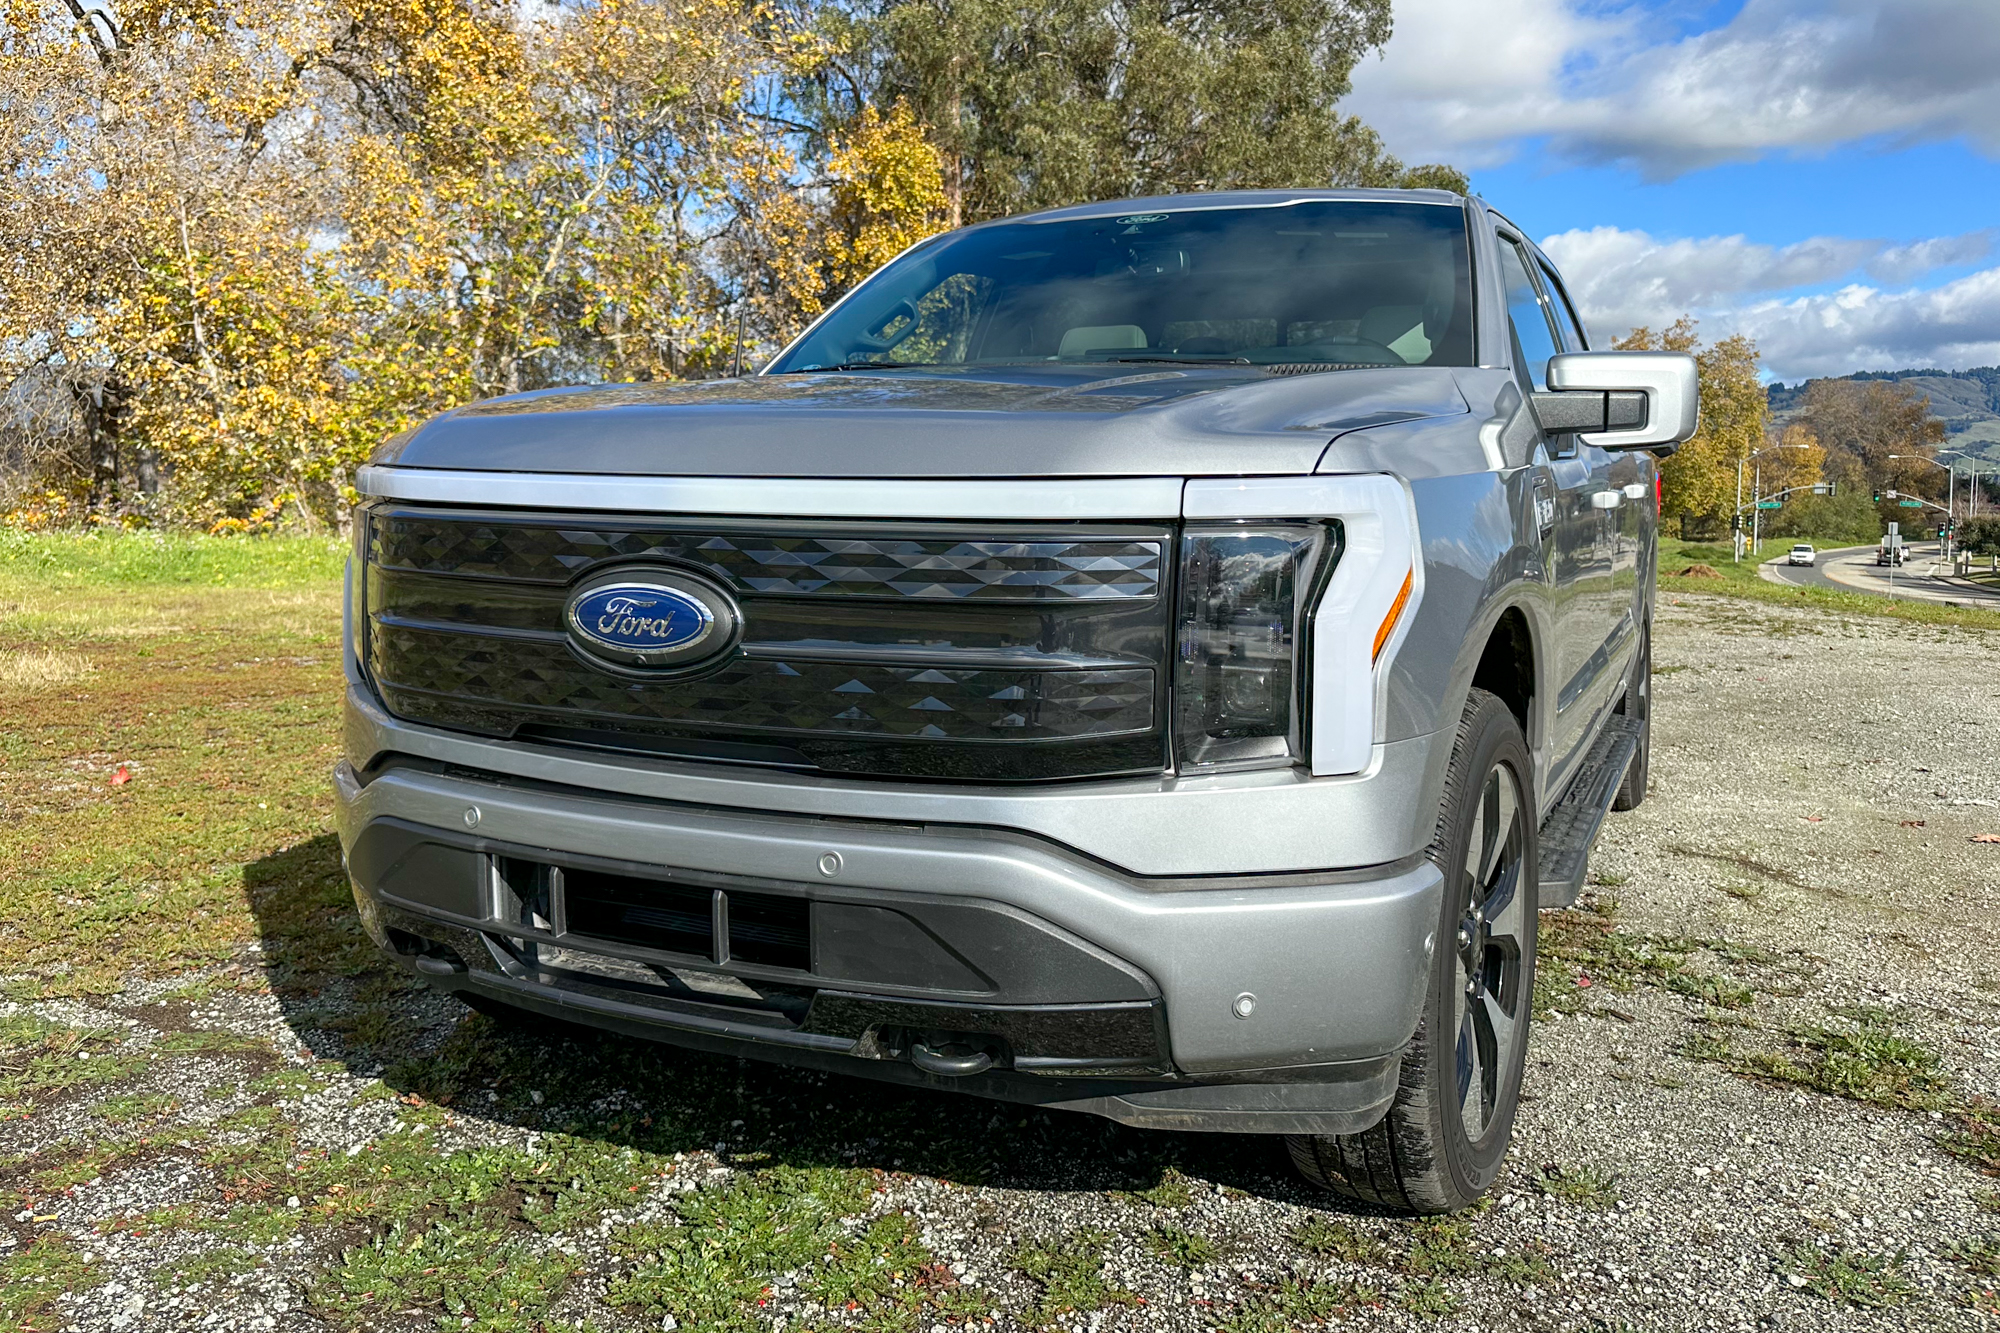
1889 452 1964 556
1734 454 1746 563
1753 457 1763 556
1736 440 1810 563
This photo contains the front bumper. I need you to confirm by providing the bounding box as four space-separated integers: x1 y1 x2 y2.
334 756 1443 1136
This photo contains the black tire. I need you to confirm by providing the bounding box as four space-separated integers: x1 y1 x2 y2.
1287 688 1538 1213
1612 619 1651 812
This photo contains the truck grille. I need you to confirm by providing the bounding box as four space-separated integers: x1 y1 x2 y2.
361 506 1173 780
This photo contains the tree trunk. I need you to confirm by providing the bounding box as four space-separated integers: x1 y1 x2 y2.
76 377 127 516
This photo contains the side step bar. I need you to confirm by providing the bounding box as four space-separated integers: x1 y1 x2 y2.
1537 715 1642 909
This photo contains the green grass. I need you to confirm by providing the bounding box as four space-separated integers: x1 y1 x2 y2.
1530 1163 1622 1209
1657 538 2000 630
1403 1213 1550 1285
1011 1228 1136 1325
0 1233 103 1328
1116 1165 1196 1207
0 539 350 993
1219 1277 1381 1331
0 528 345 588
1947 1235 2000 1279
1292 1216 1392 1266
320 1220 583 1331
1395 1277 1461 1316
1535 896 1770 1018
1781 1244 1915 1308
1146 1222 1223 1268
0 1014 148 1110
1686 1007 1950 1112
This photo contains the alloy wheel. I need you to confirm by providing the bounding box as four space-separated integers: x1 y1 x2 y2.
1451 762 1528 1144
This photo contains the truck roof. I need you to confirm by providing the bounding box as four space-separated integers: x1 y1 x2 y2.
981 188 1472 229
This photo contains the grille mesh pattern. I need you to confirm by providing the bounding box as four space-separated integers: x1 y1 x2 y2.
372 515 1161 601
372 624 1154 740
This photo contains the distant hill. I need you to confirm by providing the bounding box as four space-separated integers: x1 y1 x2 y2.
1767 367 2000 464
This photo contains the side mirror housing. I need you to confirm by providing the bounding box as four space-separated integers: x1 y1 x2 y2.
1534 351 1701 454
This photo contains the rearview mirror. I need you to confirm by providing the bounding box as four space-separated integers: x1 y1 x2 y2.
1533 351 1700 454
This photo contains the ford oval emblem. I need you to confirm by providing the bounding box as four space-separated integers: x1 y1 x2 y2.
564 568 739 669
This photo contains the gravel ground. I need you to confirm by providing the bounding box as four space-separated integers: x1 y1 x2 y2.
7 591 2000 1332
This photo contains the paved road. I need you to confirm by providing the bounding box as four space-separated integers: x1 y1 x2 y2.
1760 541 2000 604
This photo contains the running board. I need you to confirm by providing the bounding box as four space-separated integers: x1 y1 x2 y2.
1537 715 1642 909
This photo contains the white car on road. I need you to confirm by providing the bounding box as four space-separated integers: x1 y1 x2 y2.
1787 544 1817 566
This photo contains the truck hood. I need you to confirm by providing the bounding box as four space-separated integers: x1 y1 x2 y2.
372 363 1470 479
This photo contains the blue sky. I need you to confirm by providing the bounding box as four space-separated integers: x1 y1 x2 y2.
1345 0 2000 381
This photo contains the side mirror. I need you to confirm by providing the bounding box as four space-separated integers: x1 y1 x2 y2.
1533 351 1700 454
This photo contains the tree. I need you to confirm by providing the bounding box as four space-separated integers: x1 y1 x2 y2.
1615 319 1773 533
4 0 1464 529
811 0 1464 227
1960 515 2000 557
3 0 823 526
1794 379 1947 530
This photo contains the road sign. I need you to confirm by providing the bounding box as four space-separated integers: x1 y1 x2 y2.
1898 499 1923 507
1756 500 1782 509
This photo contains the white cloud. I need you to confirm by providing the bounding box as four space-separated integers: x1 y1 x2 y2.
1739 271 2000 381
1350 0 2000 177
1538 225 2000 379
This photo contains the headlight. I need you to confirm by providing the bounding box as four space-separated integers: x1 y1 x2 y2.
1173 523 1338 772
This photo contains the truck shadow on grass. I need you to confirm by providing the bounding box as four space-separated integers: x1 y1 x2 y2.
243 834 1324 1210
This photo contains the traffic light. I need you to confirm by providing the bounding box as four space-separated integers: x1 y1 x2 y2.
1871 491 1882 502
1731 513 1742 533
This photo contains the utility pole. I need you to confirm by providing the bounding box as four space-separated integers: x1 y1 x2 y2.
1753 456 1763 556
1734 453 1746 563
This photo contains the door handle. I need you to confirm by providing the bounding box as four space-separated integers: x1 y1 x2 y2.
1590 490 1622 509
1621 483 1650 500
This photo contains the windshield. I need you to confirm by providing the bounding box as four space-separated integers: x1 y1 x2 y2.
769 200 1474 372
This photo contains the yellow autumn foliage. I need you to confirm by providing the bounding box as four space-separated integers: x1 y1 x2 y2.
0 0 946 528
1615 318 1788 529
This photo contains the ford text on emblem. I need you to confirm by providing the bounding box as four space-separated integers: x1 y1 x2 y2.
564 568 740 669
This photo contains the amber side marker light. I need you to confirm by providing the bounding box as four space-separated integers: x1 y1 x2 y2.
1373 568 1415 663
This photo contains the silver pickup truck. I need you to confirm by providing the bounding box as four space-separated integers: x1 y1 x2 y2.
334 188 1697 1213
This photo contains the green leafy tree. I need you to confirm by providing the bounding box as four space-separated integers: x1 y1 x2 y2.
811 0 1464 226
1959 515 2000 557
1794 379 1947 531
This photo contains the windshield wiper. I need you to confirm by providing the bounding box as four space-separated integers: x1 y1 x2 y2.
1093 353 1251 365
782 360 934 373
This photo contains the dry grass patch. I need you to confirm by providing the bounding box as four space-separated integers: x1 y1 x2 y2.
0 647 95 690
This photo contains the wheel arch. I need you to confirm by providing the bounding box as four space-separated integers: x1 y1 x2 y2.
1429 598 1546 816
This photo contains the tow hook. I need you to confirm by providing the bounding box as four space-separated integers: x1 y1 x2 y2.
908 1041 995 1078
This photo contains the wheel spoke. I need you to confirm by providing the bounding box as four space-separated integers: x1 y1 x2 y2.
1479 984 1518 1056
1477 766 1518 890
1462 781 1487 889
1455 1006 1485 1139
1483 861 1524 949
